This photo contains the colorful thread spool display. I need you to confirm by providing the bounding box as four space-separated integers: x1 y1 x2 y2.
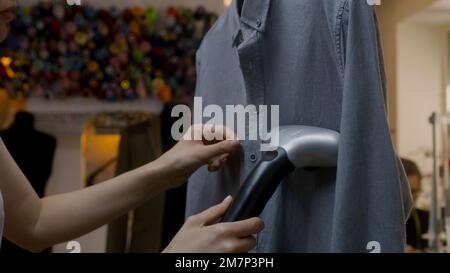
0 3 217 102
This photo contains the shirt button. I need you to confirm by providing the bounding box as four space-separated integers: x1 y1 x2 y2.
256 19 262 28
249 153 258 163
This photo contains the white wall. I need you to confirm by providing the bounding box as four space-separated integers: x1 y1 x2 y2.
396 21 447 208
18 0 228 14
397 22 444 167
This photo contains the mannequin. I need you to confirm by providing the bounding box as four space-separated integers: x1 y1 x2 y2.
186 0 412 252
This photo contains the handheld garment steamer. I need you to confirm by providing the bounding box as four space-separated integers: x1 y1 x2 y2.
222 126 340 222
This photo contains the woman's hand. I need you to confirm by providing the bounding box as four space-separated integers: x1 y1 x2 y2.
0 125 241 251
156 124 241 189
163 196 264 253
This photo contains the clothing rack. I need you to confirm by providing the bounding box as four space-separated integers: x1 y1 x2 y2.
428 112 450 253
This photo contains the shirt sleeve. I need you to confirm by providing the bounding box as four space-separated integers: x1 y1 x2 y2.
330 0 413 252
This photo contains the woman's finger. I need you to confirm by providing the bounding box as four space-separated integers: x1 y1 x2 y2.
223 217 265 238
193 196 233 225
221 236 257 253
200 140 240 162
208 154 229 172
202 124 238 143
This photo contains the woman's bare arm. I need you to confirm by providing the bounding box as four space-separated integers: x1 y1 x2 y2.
0 125 241 251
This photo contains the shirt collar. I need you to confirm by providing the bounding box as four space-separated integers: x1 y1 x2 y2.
234 0 272 33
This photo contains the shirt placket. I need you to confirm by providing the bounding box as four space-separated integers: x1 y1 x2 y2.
233 0 272 252
234 0 271 161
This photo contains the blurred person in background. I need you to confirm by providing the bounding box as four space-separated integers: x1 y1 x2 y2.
402 158 429 253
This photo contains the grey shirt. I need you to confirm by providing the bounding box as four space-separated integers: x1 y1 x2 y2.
186 0 412 252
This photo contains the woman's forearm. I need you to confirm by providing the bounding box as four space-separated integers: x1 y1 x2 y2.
12 160 172 251
2 125 240 252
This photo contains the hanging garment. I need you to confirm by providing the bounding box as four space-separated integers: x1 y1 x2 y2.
186 0 412 253
106 118 165 253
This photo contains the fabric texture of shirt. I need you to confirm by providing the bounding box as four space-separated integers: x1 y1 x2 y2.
186 0 412 253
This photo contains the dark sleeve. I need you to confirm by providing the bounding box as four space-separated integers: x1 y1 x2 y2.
46 136 57 179
36 135 57 196
330 0 412 252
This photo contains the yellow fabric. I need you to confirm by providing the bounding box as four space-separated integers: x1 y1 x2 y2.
412 209 422 249
0 89 10 129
